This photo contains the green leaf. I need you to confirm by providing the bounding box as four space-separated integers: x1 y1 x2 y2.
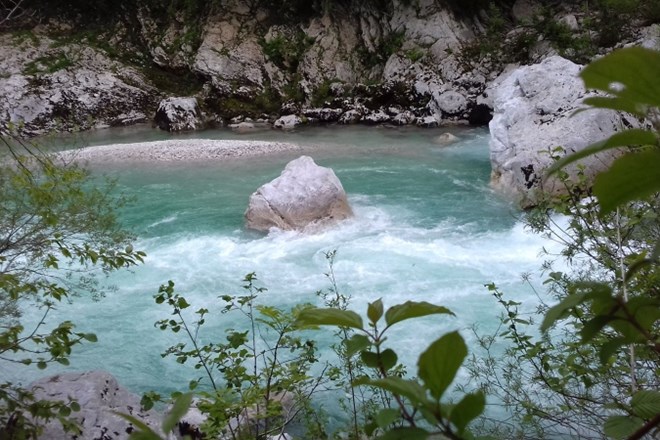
384 301 454 327
580 47 660 115
354 376 428 405
450 391 485 434
162 392 193 433
367 298 384 324
540 292 588 332
598 337 627 364
378 427 429 440
581 315 614 343
296 307 364 330
546 129 658 175
83 333 98 343
417 331 467 400
361 350 380 369
37 361 47 370
70 401 81 412
603 415 643 439
176 297 190 309
344 334 371 357
380 348 398 371
593 149 660 214
375 408 401 428
631 390 660 419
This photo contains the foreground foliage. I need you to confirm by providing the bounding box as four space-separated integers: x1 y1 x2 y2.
469 46 660 440
0 135 144 437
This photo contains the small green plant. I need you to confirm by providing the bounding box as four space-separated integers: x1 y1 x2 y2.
404 48 425 63
144 274 323 439
23 52 74 76
260 31 314 73
297 299 485 439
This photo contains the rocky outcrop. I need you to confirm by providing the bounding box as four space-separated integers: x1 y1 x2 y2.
154 97 204 132
245 156 353 232
30 371 169 440
488 55 641 207
2 1 656 136
0 34 155 136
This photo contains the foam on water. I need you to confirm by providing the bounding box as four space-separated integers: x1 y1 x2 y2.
10 126 560 422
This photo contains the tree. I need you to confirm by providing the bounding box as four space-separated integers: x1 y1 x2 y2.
0 133 145 437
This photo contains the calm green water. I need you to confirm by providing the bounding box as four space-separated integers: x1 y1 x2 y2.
12 125 557 425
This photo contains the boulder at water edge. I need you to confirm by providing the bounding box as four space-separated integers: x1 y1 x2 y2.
488 55 640 208
154 97 203 132
30 371 168 440
245 156 353 232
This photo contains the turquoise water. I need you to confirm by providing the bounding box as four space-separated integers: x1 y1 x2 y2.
11 125 556 423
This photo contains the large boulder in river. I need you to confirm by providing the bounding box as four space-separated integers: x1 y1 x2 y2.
245 156 353 232
30 371 168 440
488 55 641 208
154 97 203 132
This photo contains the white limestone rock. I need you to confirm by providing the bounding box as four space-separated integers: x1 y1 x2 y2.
303 108 344 122
433 132 459 145
154 97 203 132
488 55 640 207
0 34 154 136
416 115 439 127
30 371 169 440
339 109 364 124
245 156 353 232
273 114 303 129
392 110 416 125
431 90 468 116
363 109 391 124
192 18 266 91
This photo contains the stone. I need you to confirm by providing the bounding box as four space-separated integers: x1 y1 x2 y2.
339 109 363 124
0 35 155 136
488 55 640 207
432 90 468 116
154 97 203 132
392 110 417 125
273 114 303 129
433 132 459 145
559 14 579 32
363 109 391 124
30 371 168 440
175 393 294 440
245 156 353 232
303 108 344 122
416 115 439 127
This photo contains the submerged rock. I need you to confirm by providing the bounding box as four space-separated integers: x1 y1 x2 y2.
30 371 168 440
245 156 353 232
154 97 203 132
488 55 640 207
433 132 459 145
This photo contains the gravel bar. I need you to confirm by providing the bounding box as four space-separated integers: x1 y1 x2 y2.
58 139 303 163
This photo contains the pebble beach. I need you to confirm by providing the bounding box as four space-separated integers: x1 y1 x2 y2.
57 139 304 163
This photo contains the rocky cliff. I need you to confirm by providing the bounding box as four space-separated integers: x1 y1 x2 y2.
0 0 510 135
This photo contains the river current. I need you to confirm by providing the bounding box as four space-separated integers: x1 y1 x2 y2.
12 124 558 425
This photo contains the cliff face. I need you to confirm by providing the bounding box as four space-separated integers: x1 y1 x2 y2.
2 0 659 135
0 0 496 134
